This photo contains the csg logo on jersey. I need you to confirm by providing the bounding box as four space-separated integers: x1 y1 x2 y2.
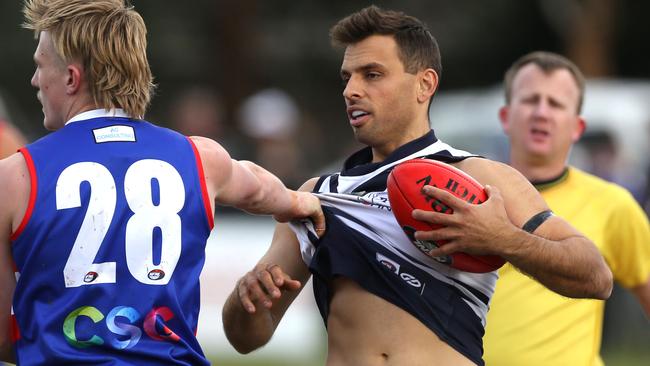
63 305 181 350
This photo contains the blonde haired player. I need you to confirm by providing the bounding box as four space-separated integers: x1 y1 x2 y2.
0 0 323 364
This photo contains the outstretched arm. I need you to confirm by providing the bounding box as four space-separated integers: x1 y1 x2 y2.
190 136 324 228
413 159 612 299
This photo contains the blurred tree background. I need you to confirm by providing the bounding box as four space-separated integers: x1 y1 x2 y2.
3 0 650 173
1 0 648 365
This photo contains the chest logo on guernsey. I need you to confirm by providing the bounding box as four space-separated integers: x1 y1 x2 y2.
92 125 136 143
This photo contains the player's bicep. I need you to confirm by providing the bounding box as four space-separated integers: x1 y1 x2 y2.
498 177 547 226
216 160 265 205
463 160 548 226
494 172 586 242
190 136 256 206
486 164 583 242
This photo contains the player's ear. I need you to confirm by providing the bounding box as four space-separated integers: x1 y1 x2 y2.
65 63 83 95
572 116 587 142
417 68 438 103
498 106 510 132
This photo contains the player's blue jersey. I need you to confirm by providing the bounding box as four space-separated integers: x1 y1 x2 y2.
11 110 214 365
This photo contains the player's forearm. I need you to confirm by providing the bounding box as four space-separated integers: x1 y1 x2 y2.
222 290 276 354
236 161 298 218
502 230 613 299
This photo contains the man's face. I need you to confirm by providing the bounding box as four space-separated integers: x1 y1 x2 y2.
500 63 584 165
340 35 424 157
31 31 68 131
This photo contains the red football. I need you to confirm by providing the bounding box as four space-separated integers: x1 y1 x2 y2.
387 158 505 273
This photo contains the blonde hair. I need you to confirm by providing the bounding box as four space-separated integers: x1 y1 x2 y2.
23 0 155 119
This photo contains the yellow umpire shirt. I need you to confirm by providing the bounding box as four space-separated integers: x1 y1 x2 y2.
483 167 650 366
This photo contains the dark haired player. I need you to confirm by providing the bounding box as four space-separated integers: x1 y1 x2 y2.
222 6 612 365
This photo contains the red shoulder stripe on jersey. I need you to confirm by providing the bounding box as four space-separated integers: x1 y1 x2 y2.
186 137 214 230
10 314 20 342
10 148 37 242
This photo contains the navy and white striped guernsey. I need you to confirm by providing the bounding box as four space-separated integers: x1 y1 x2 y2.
291 130 496 366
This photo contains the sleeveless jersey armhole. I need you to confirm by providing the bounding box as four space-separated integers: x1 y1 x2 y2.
186 137 214 230
10 313 20 343
10 148 37 242
313 174 330 192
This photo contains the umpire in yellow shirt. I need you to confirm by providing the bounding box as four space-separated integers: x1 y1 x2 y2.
484 51 650 366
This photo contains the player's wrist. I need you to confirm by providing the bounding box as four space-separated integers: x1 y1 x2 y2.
494 224 530 259
273 190 299 222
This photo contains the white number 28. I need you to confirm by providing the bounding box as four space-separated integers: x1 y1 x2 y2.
56 160 185 288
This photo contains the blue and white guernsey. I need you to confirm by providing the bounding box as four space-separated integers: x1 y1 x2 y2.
291 130 496 366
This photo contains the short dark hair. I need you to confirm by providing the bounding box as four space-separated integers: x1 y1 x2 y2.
504 51 585 113
330 5 442 77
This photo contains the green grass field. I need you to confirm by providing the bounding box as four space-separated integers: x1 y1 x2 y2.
207 346 650 366
602 348 650 366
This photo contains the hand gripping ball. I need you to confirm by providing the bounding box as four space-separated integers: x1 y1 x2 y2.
387 158 505 273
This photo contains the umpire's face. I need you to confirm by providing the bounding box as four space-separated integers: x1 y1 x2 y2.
499 63 585 166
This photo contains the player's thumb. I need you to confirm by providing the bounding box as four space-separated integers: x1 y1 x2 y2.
312 209 326 237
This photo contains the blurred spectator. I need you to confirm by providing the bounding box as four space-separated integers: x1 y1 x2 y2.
170 87 225 137
168 86 244 158
644 123 650 216
238 88 307 189
0 118 27 158
580 130 647 202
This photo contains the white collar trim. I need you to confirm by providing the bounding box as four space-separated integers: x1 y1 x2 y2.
65 108 130 125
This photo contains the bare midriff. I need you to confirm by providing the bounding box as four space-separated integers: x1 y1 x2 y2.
325 277 477 366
